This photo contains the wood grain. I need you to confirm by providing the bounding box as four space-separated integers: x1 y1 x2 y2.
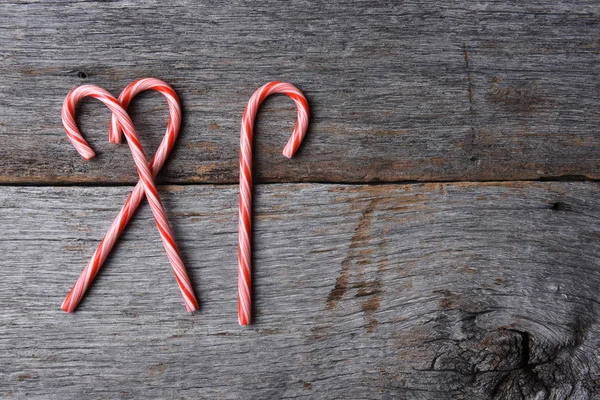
1 1 599 398
1 182 598 399
0 1 598 184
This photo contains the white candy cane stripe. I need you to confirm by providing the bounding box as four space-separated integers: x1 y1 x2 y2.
238 81 309 325
61 83 198 312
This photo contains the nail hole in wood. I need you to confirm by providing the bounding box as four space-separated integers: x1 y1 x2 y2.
551 201 571 212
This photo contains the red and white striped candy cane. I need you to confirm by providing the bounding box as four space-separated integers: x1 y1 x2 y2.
61 82 198 312
238 82 309 325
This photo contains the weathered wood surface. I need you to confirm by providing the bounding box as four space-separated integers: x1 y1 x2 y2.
1 182 599 399
0 1 599 184
1 0 599 399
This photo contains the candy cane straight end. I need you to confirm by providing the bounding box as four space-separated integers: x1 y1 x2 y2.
81 151 96 161
60 297 74 313
186 299 199 313
238 306 250 326
282 146 295 159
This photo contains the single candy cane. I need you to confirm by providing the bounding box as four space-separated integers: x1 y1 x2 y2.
238 82 309 325
61 82 198 312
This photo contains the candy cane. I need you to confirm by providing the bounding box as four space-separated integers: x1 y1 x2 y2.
61 82 198 312
238 82 309 325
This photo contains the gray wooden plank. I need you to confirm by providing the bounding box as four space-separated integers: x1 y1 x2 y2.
1 182 598 399
0 1 598 184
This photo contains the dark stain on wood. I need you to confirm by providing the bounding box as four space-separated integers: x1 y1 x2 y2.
326 258 352 311
360 295 381 333
488 83 545 112
326 198 380 310
326 196 385 332
437 289 460 310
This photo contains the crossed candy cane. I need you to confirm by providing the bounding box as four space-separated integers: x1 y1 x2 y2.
61 79 198 312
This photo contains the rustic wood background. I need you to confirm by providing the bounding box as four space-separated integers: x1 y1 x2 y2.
0 1 598 399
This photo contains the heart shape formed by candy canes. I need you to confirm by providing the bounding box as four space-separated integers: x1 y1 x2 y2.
61 79 198 312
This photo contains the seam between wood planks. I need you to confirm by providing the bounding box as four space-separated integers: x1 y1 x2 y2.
0 176 597 188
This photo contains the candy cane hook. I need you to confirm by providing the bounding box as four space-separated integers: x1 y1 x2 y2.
61 83 198 312
238 82 310 325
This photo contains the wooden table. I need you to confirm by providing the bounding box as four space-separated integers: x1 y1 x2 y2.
1 1 599 399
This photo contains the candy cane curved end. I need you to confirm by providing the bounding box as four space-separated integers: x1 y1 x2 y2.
238 81 310 326
62 85 135 160
109 78 181 145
